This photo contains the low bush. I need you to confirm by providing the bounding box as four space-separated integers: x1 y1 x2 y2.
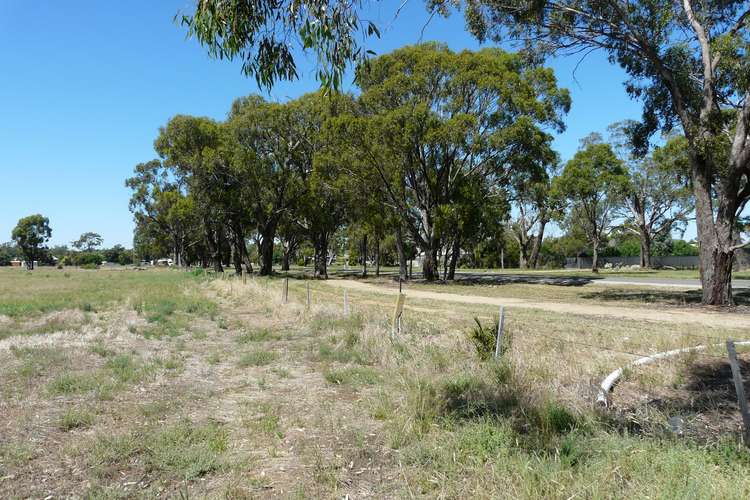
466 316 512 361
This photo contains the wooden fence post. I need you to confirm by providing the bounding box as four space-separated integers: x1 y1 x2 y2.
494 306 505 359
282 278 289 304
306 281 311 309
391 293 406 340
726 340 750 445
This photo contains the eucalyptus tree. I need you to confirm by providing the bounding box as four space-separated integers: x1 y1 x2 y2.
126 160 204 267
71 232 103 252
340 43 569 281
285 91 357 279
556 139 629 272
186 0 750 301
508 145 561 269
449 0 750 302
152 116 239 272
11 214 52 270
227 96 305 275
181 0 380 89
609 124 694 268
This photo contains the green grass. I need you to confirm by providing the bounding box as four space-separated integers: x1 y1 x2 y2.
47 354 160 396
236 327 278 343
237 349 278 367
88 419 228 480
0 267 215 320
323 366 380 386
59 407 96 431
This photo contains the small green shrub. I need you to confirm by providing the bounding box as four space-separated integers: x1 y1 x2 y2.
467 316 512 361
541 403 577 435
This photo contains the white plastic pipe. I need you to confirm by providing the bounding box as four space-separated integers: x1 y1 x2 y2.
596 340 750 406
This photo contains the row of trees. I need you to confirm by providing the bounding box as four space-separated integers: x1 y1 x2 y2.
128 43 570 280
130 43 696 280
181 0 750 305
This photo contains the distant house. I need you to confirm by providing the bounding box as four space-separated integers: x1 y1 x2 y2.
10 259 22 267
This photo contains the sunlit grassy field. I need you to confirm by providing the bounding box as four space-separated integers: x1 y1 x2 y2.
1 267 749 497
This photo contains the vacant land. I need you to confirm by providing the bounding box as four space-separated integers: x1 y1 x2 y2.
1 268 750 498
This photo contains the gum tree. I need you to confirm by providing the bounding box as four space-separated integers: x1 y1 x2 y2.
340 43 569 280
11 214 52 270
454 0 750 302
556 139 628 272
609 123 693 267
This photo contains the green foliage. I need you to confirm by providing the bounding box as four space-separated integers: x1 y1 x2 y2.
467 316 511 360
11 214 52 269
181 0 379 90
65 252 104 267
71 232 103 252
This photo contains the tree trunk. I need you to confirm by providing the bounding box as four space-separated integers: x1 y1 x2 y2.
232 239 243 276
375 238 380 277
693 160 735 305
258 235 274 276
361 234 368 277
447 237 460 280
639 233 652 269
314 232 329 279
395 226 408 280
239 238 253 274
281 252 290 271
422 246 439 281
442 244 450 280
205 222 223 273
529 219 547 269
591 242 600 273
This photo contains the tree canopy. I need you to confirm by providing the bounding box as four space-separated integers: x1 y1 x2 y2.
11 214 52 270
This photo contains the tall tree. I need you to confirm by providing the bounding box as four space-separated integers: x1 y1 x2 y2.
286 91 356 279
154 116 237 273
126 159 204 268
556 139 628 272
609 123 694 267
71 232 103 252
228 96 303 275
452 0 750 303
508 148 561 269
341 43 569 280
11 214 52 270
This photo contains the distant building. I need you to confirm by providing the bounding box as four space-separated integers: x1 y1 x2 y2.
10 259 22 267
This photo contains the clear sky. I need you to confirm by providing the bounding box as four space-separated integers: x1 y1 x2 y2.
0 1 647 248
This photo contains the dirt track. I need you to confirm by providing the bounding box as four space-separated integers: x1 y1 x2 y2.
323 279 750 329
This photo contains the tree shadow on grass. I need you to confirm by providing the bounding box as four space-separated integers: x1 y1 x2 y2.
580 288 750 306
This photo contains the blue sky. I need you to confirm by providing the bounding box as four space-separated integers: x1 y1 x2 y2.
0 1 646 247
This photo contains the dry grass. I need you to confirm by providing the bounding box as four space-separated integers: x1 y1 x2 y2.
1 268 749 498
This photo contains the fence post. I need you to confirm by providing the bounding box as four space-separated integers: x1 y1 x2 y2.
242 272 247 285
343 289 349 316
282 278 289 304
494 306 505 359
391 293 406 340
726 340 750 445
306 281 311 309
